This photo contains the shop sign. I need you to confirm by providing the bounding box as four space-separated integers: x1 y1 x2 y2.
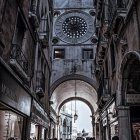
0 64 31 116
32 112 49 127
126 94 140 104
32 100 50 125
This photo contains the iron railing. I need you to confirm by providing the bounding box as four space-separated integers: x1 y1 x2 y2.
10 44 28 74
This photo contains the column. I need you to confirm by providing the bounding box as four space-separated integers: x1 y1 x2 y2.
91 116 95 138
118 106 131 140
23 117 32 140
95 122 100 140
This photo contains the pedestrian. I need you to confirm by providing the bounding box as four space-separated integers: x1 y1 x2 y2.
8 138 16 140
112 136 119 140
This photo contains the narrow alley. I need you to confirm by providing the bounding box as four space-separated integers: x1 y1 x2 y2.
0 0 140 140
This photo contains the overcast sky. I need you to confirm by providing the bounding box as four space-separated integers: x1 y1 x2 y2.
65 101 92 133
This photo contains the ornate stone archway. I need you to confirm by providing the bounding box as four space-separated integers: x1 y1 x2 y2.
50 74 98 96
117 51 140 140
50 79 97 113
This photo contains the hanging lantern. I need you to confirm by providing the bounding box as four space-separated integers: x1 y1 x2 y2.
74 80 78 123
74 113 78 122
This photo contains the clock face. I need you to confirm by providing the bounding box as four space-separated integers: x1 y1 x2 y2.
54 11 94 44
62 16 87 38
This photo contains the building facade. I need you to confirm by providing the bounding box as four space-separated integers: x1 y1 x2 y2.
59 105 72 140
95 0 140 140
0 0 53 139
51 0 97 84
50 0 98 139
1 0 140 140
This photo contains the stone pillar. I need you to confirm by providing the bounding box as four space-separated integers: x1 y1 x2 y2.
118 106 131 140
23 117 32 140
95 123 100 140
92 116 95 138
97 117 102 140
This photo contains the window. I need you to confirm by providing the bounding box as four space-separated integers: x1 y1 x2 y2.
0 110 24 140
13 13 26 47
10 13 28 75
30 123 39 140
54 49 65 59
82 49 93 59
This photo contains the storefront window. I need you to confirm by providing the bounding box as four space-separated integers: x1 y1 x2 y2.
30 123 39 140
0 110 23 140
41 127 45 140
110 122 118 139
132 123 140 140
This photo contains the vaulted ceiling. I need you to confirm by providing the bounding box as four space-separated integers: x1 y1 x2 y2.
50 80 98 114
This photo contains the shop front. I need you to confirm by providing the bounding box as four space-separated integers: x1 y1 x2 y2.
0 62 32 140
126 94 140 140
100 101 118 140
119 52 140 140
107 102 118 140
30 100 50 140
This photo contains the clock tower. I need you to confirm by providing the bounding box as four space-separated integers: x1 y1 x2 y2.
51 0 97 85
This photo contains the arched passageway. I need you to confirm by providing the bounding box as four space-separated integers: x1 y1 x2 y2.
59 101 93 140
50 80 98 114
50 79 98 139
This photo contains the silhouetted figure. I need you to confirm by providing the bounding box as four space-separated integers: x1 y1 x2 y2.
89 137 95 140
86 137 90 140
8 138 16 140
112 136 119 140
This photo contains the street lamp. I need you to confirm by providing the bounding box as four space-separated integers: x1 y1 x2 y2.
74 80 78 123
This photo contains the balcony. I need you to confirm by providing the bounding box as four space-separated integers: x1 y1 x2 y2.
10 44 29 80
36 71 45 98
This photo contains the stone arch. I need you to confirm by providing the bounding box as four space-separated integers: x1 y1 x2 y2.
50 74 97 96
114 16 125 34
58 97 94 115
50 79 98 114
120 51 140 74
118 51 140 105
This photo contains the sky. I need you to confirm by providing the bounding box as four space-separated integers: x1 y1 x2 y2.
64 101 92 133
